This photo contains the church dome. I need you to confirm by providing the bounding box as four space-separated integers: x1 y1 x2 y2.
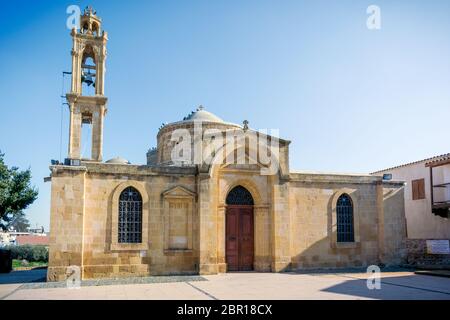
105 156 130 164
155 106 242 165
182 106 224 123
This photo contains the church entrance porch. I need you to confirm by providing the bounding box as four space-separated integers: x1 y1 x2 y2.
226 205 254 271
225 186 255 271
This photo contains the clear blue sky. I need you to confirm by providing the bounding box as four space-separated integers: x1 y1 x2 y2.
1 0 450 230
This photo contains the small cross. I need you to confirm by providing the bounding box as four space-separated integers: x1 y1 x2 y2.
243 120 249 131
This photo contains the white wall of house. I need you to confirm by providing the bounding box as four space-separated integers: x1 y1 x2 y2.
376 162 450 239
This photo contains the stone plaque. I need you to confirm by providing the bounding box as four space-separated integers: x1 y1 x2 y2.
426 240 450 254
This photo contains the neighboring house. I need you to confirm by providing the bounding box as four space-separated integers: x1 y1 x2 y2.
373 154 450 265
0 232 16 246
373 154 450 239
15 235 49 246
0 231 49 247
46 8 407 282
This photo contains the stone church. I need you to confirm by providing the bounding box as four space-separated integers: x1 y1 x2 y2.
47 8 407 281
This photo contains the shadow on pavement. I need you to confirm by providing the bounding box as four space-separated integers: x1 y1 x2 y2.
321 275 450 300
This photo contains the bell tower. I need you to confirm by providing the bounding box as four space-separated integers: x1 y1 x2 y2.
66 6 108 162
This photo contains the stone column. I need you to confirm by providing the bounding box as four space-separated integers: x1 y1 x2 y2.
198 173 218 274
217 205 226 273
68 103 74 158
76 52 82 94
95 56 105 96
68 104 81 159
254 205 271 271
70 49 78 93
91 106 104 162
271 182 291 272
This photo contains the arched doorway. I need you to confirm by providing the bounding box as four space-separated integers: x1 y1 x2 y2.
225 186 254 271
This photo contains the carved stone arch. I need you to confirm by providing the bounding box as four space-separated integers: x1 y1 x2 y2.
81 43 97 63
214 173 272 273
330 188 360 247
81 21 89 33
110 181 149 251
92 21 100 35
92 45 102 62
208 139 282 180
226 185 254 205
76 40 87 57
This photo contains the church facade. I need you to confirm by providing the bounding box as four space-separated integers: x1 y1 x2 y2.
47 9 407 281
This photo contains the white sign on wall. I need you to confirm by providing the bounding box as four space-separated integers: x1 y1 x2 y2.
426 240 450 254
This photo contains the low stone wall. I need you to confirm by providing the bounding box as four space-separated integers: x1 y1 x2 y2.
405 239 450 266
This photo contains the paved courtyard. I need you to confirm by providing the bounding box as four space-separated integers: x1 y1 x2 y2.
1 269 450 300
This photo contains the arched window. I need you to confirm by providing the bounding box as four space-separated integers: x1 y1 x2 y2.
81 49 96 96
336 194 354 242
92 22 99 36
118 187 142 243
226 185 254 205
81 23 89 34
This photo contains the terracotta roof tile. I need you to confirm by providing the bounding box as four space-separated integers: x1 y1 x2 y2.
425 153 450 167
15 235 49 246
371 153 450 174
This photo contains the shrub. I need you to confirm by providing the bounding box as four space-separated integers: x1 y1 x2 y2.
6 245 48 262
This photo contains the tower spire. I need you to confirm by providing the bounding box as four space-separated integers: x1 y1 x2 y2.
66 8 108 163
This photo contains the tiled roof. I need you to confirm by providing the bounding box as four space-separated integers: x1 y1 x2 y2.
425 153 450 167
371 153 450 174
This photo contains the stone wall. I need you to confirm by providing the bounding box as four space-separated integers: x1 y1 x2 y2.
289 174 377 269
47 163 199 281
288 173 406 270
47 166 86 281
379 183 407 265
48 163 407 281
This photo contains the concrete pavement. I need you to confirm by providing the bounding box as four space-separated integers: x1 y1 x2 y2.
1 270 450 300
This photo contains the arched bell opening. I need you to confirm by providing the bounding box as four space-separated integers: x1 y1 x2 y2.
81 46 97 96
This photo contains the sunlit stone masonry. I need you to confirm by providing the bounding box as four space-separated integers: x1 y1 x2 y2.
47 8 406 281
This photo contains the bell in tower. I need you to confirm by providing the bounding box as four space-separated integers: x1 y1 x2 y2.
65 7 108 163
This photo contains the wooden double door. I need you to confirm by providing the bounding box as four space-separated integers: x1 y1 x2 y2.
226 205 254 271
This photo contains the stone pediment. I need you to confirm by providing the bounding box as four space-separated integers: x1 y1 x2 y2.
162 186 196 198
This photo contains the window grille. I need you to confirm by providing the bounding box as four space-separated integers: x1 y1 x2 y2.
226 186 254 205
336 194 354 242
118 187 142 243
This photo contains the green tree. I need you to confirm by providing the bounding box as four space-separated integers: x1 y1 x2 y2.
0 151 38 230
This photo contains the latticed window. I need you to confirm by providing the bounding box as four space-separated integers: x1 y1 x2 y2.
118 187 142 243
226 185 254 205
336 194 354 242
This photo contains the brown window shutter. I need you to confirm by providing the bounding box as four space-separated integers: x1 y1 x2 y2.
412 179 425 200
419 179 425 199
